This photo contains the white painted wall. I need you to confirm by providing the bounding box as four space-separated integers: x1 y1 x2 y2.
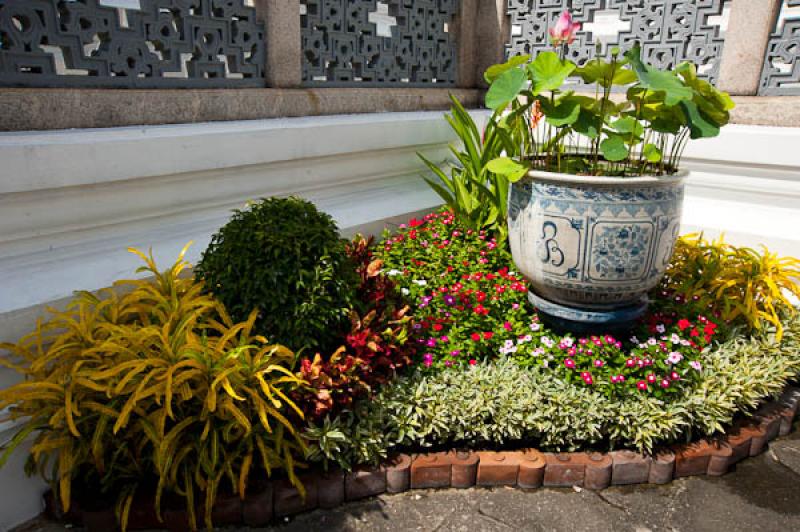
0 113 798 530
681 125 800 256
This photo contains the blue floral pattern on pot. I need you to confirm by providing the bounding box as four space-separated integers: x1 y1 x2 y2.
508 171 686 311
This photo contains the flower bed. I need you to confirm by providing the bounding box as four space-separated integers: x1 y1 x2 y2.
2 202 799 531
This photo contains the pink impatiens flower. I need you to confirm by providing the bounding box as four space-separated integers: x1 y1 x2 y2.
549 10 581 46
667 351 683 364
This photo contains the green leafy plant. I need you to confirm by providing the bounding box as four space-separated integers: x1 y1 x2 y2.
659 234 800 341
0 245 307 531
195 196 359 353
418 95 526 239
484 11 734 177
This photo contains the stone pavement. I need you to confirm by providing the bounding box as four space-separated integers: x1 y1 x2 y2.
14 426 800 532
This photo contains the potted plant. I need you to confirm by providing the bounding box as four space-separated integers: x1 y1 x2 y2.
483 11 734 331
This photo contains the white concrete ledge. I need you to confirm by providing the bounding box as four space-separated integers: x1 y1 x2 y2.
0 112 466 321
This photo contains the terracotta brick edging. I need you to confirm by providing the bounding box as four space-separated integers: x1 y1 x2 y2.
46 386 800 531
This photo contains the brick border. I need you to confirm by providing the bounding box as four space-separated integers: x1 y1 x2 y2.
45 387 800 531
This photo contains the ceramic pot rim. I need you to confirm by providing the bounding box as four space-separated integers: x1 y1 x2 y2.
525 168 689 187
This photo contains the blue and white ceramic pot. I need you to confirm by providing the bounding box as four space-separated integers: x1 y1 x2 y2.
508 169 687 330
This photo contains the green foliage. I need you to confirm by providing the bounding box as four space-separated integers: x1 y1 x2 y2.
660 234 800 341
0 245 307 531
305 316 800 468
195 196 359 353
419 95 518 239
484 40 734 177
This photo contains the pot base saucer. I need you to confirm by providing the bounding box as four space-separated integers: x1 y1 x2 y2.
528 291 648 335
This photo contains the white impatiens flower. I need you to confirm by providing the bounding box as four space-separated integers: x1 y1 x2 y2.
671 333 681 344
541 336 555 348
656 324 666 333
386 269 402 276
401 288 410 296
690 361 703 371
412 279 427 286
530 322 541 331
647 338 658 346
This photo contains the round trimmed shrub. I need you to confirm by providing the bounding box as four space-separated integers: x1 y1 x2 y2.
195 196 359 352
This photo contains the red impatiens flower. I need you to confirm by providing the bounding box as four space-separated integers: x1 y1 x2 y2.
433 323 443 332
678 319 691 331
470 332 481 342
483 331 494 340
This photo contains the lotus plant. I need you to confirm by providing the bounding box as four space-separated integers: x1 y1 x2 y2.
484 10 734 178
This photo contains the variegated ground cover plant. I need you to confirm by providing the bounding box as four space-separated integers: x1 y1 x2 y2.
307 317 800 467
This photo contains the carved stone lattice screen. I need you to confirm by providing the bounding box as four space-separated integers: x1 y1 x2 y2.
0 0 265 88
300 0 458 87
759 0 800 95
507 0 731 84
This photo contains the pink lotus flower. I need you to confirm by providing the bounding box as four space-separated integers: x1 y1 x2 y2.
549 10 581 46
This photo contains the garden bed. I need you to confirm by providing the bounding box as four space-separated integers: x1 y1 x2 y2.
2 203 799 531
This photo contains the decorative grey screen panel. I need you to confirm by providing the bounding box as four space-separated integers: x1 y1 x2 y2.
759 0 800 95
0 0 265 88
300 0 458 87
507 0 731 84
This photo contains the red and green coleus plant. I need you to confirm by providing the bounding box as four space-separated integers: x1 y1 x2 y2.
294 236 416 420
483 10 734 178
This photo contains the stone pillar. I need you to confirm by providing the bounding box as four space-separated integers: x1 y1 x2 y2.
454 0 479 88
475 0 510 89
255 0 303 88
717 0 782 95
